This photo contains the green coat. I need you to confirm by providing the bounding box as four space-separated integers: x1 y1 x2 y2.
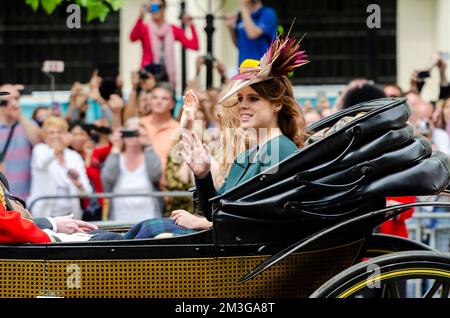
195 135 298 219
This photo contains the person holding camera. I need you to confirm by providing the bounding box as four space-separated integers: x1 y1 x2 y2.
129 0 199 88
123 64 166 122
27 116 92 219
101 117 162 223
226 0 278 66
0 85 42 200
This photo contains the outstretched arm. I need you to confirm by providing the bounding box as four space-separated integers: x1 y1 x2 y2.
19 115 42 146
239 2 264 39
172 19 199 51
130 6 146 42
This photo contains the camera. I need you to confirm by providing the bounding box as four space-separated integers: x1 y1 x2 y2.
139 69 152 80
139 63 167 82
120 129 139 138
417 70 431 79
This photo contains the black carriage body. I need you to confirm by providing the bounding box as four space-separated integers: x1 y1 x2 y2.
1 98 449 298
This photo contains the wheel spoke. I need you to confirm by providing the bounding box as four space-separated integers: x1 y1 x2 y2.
389 282 401 298
381 284 389 298
424 280 442 298
381 282 401 298
441 283 450 298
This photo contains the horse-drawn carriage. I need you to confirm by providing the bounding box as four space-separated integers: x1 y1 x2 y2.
1 98 449 298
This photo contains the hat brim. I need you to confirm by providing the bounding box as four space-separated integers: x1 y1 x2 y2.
218 76 273 105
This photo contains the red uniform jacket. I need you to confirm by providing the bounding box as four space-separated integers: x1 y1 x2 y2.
0 203 51 244
380 196 416 238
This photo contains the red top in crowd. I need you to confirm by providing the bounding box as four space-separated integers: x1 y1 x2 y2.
130 17 199 69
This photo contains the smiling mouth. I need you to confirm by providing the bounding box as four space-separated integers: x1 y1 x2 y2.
240 114 253 121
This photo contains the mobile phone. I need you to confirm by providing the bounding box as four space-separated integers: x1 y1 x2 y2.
149 3 161 13
120 129 139 138
417 70 431 79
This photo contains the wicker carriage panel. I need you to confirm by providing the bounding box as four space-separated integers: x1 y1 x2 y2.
0 260 45 298
213 240 364 298
0 240 363 298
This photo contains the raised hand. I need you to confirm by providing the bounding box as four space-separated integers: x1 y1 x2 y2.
226 14 237 28
180 89 200 129
178 131 211 178
181 14 193 26
108 94 125 114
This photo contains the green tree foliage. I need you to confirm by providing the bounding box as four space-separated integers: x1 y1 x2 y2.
25 0 123 22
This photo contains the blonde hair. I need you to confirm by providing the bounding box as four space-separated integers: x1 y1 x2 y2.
42 116 69 134
210 86 249 188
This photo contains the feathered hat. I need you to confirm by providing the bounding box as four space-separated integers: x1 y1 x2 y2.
218 33 309 104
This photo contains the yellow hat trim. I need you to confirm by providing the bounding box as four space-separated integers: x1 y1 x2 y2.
239 59 260 74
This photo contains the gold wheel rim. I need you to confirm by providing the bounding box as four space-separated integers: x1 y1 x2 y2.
338 268 450 298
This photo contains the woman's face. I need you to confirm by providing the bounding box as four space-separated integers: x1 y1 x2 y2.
236 86 279 130
150 0 165 22
35 108 51 123
70 126 89 153
44 126 66 148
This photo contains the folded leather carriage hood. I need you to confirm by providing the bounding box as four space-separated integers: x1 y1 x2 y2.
211 151 450 247
212 98 411 202
235 134 430 203
360 151 450 196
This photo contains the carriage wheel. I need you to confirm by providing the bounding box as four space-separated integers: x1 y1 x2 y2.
363 233 435 258
310 251 450 298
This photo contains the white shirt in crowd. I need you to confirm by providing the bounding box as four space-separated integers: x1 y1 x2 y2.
27 143 92 219
110 155 161 223
432 128 450 155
